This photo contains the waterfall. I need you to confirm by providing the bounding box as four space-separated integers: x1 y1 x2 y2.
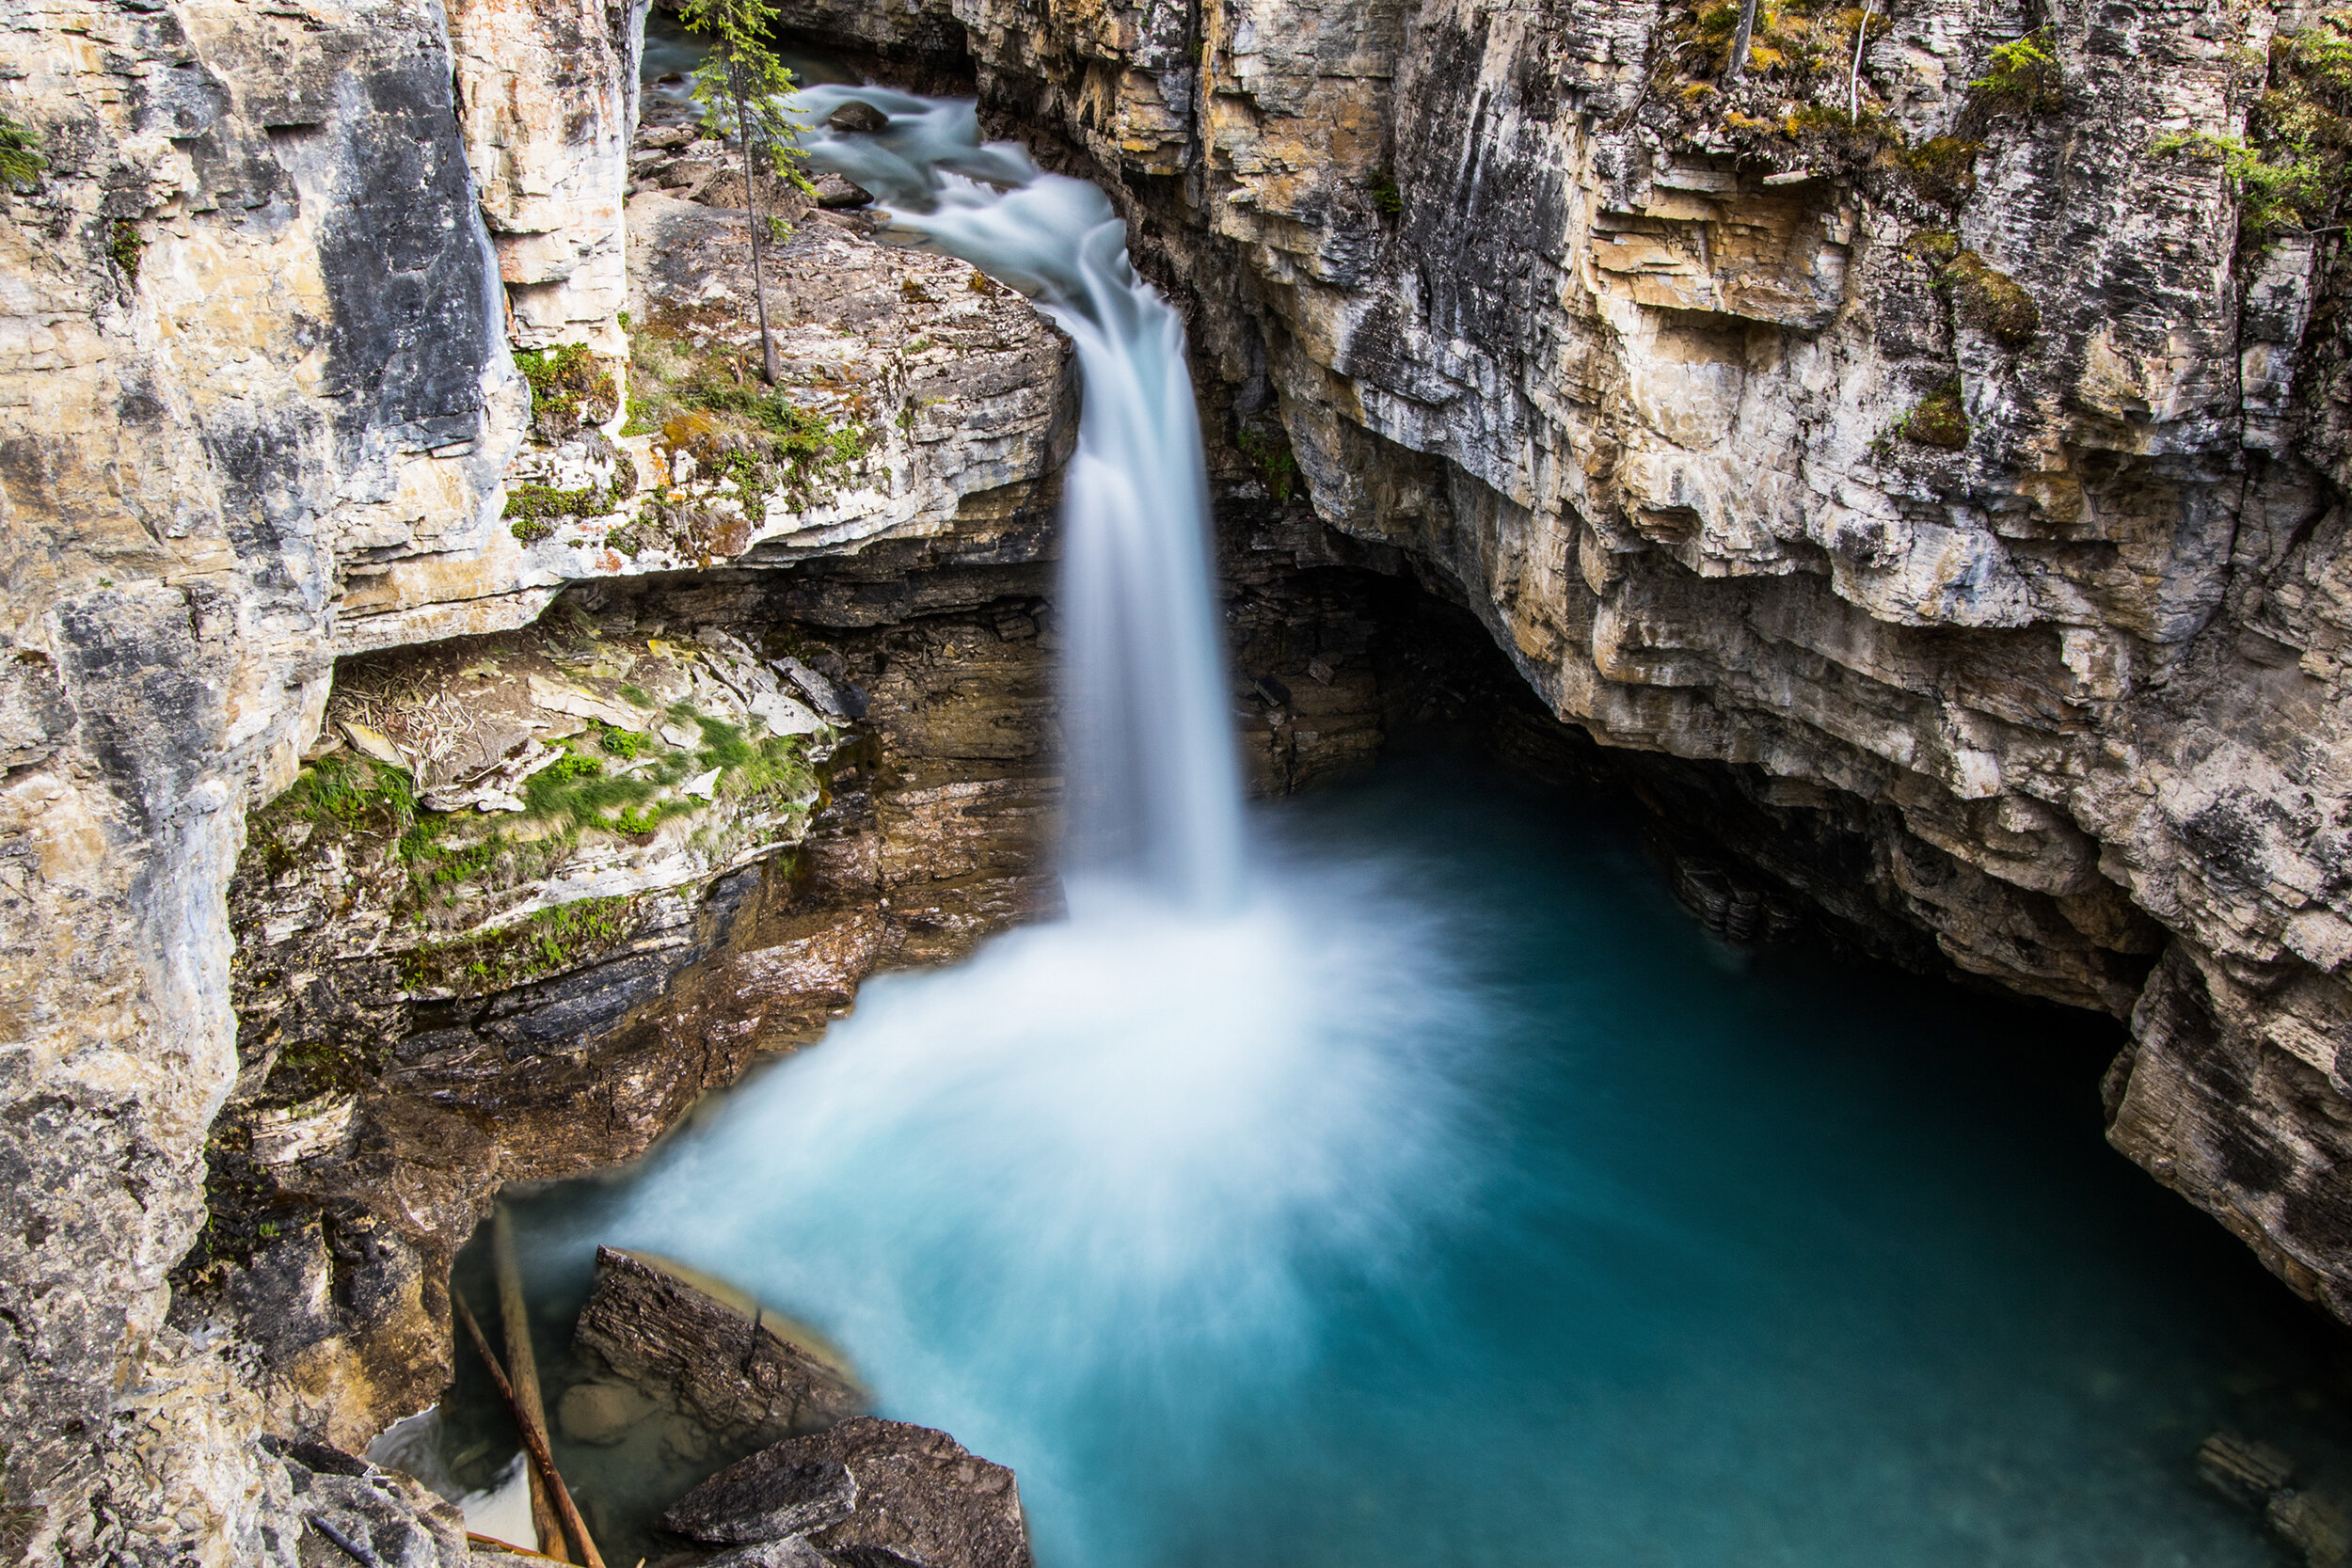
792 88 1246 911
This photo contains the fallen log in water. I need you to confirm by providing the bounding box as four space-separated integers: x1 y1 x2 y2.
454 1289 610 1568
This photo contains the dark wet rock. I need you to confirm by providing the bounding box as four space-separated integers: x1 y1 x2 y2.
704 1541 836 1568
812 172 874 210
824 101 889 134
662 1457 858 1544
666 1418 1032 1568
575 1247 866 1449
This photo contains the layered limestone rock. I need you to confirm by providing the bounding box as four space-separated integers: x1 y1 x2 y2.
448 0 645 355
771 0 2352 1320
0 0 526 1556
0 2 1073 1550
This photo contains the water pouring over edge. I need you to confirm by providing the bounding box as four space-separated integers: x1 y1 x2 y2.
790 87 1247 911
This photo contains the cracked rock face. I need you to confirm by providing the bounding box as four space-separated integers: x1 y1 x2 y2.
775 0 2352 1324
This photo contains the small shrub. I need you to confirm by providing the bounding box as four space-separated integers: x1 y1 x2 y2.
1898 380 1970 448
1370 175 1403 217
1968 29 2061 119
592 721 650 759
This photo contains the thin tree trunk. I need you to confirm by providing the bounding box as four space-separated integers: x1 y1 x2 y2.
1847 0 1873 119
492 1209 567 1562
453 1291 608 1568
1725 0 1760 81
735 62 779 385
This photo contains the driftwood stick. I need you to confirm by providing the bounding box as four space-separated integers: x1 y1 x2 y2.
454 1290 609 1568
493 1208 568 1560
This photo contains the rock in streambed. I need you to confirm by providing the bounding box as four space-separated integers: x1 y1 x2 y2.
663 1418 1034 1568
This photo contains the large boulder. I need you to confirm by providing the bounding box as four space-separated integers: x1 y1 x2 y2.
573 1246 866 1449
661 1418 1032 1568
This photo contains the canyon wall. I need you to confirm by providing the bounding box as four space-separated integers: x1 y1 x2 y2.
0 0 1073 1553
771 0 2352 1318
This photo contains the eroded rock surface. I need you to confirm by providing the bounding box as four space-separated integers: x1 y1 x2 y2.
664 1418 1033 1568
574 1246 866 1450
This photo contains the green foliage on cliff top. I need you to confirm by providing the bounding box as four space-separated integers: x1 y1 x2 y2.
1682 0 1883 83
622 319 873 514
2151 11 2352 245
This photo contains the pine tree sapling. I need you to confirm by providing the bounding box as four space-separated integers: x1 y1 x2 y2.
681 0 818 384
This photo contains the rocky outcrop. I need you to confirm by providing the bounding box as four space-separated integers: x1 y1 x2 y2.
573 1246 866 1451
449 0 644 356
755 0 2352 1323
663 1417 1034 1568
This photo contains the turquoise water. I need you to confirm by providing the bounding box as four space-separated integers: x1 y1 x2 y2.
485 766 2316 1567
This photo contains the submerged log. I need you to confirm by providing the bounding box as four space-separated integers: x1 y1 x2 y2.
494 1207 569 1560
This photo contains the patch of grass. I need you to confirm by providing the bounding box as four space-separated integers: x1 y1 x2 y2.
1967 29 2061 120
108 220 141 280
1370 174 1403 217
278 754 418 840
1898 379 1970 448
1938 248 2040 347
618 684 653 708
398 894 645 994
0 115 45 187
504 483 610 543
515 342 619 440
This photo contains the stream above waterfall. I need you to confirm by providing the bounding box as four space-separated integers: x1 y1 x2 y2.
437 764 2337 1568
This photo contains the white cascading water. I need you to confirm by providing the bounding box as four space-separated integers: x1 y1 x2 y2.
789 87 1246 909
573 88 1486 1565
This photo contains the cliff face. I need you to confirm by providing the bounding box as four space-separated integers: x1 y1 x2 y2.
0 0 1069 1552
777 0 2352 1320
0 0 527 1555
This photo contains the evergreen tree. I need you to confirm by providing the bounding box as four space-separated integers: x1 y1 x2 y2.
681 0 815 384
